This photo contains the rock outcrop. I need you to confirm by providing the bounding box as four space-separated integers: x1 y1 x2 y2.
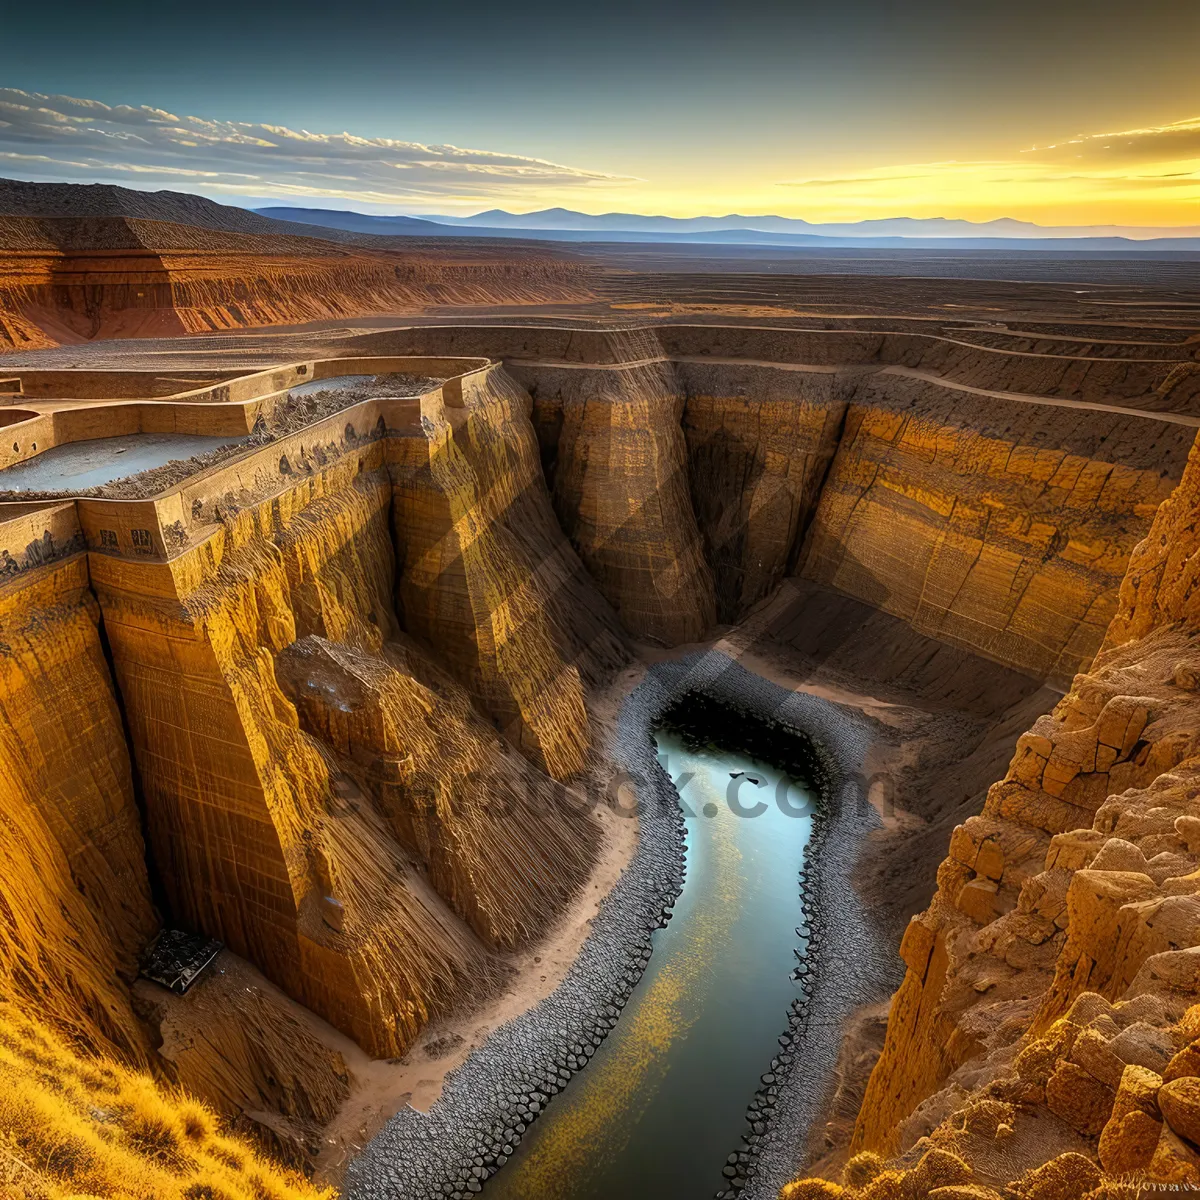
1 306 1198 1197
782 428 1200 1197
392 366 628 777
0 506 329 1197
0 506 154 1057
95 464 485 1059
514 330 717 645
277 632 598 949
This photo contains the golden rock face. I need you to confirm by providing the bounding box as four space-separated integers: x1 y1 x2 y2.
277 631 599 951
92 448 605 1059
514 332 718 648
798 375 1191 687
779 429 1200 1197
0 541 154 1058
0 214 595 352
392 370 628 778
545 355 716 646
0 358 632 1171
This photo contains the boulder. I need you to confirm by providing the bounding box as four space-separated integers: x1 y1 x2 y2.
1159 1075 1200 1146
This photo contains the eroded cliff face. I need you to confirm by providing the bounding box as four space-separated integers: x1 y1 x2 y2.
781 433 1200 1197
0 512 330 1197
65 363 622 1070
392 368 628 778
277 632 599 950
466 324 1187 679
796 373 1192 686
92 457 506 1058
677 362 849 623
0 321 1195 1197
0 359 635 1180
514 332 717 646
0 524 154 1057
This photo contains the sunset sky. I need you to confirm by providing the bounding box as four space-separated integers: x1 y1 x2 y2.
5 0 1200 226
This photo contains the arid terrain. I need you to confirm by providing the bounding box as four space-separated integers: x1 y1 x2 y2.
1 179 1200 1200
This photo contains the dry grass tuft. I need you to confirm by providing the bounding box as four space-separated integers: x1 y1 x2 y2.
0 1005 333 1199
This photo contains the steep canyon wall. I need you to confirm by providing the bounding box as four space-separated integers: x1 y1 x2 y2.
783 423 1200 1195
0 361 633 1189
76 366 625 1060
0 324 1195 1195
798 373 1192 686
0 506 334 1198
486 324 1189 680
390 368 628 777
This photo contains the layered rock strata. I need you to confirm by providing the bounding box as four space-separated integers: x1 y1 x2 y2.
0 215 594 351
88 408 619 1066
277 632 598 950
391 367 628 776
796 373 1192 686
0 505 155 1057
0 506 328 1195
511 329 716 645
91 459 495 1058
781 430 1200 1196
397 322 1191 681
0 325 1196 1196
347 323 1200 417
0 356 640 1195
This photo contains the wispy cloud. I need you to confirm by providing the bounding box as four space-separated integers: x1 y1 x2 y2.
0 89 637 208
1024 116 1200 164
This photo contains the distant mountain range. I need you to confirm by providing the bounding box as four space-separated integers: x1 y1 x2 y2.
3 178 1198 255
0 178 542 250
256 205 1200 251
420 208 1200 240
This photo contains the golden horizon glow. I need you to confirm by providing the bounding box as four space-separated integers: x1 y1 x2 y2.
403 114 1200 228
3 87 1199 229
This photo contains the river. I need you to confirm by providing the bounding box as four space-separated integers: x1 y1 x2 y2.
481 727 814 1199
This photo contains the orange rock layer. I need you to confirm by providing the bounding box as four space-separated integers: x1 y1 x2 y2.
0 217 595 351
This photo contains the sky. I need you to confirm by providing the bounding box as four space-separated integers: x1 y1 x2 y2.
3 0 1200 227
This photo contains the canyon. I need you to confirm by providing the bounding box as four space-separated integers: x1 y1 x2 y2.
1 192 1200 1200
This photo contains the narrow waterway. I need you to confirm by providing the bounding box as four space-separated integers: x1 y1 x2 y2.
482 728 814 1200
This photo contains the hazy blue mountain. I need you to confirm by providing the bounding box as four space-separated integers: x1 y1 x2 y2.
415 207 1200 241
255 206 1200 252
253 206 471 236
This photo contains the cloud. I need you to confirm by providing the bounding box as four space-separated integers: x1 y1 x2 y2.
0 88 636 208
1024 116 1200 164
778 172 931 188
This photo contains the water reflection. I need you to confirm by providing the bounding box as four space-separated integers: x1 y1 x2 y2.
482 730 813 1200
